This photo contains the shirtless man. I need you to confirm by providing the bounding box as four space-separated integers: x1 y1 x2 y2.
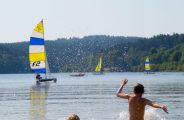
116 79 168 120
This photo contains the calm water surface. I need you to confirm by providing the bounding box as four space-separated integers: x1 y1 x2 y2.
0 72 183 120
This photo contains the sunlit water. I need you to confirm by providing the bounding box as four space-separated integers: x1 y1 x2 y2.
0 72 183 120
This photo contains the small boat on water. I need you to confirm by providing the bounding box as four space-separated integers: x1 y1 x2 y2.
70 73 85 77
93 55 103 75
29 20 57 84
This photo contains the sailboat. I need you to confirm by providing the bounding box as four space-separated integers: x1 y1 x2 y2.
144 57 154 74
70 72 85 77
93 55 103 75
29 20 57 84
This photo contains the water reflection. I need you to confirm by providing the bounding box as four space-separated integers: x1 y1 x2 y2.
30 83 50 120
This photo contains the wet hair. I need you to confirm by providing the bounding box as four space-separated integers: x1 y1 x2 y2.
134 83 144 94
67 114 80 120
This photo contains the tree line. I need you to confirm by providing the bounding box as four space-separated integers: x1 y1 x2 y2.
0 34 184 73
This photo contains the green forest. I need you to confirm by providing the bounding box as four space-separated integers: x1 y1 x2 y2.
0 34 184 73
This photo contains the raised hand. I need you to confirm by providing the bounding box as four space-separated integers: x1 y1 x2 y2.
162 105 168 113
121 78 128 86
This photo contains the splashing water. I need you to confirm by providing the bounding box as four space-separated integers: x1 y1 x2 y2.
117 108 166 120
117 111 129 120
145 108 166 120
57 109 166 120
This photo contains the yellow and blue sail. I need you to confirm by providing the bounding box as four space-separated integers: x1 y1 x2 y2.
29 20 46 73
145 57 150 72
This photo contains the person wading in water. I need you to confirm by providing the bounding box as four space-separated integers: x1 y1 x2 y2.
116 79 168 120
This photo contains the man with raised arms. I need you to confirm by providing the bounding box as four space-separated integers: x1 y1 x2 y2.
116 79 168 120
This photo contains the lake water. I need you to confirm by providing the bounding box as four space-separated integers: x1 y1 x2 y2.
0 72 183 120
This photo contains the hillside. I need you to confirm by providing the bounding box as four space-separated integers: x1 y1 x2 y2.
0 35 138 73
105 34 184 72
1 34 184 73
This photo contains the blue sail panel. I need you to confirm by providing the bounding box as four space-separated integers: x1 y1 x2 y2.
30 37 44 45
145 61 149 64
32 68 46 73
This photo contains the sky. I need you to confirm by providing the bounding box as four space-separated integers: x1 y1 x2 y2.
0 0 184 43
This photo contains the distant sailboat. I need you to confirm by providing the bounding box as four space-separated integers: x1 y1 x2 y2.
70 72 85 77
144 57 154 74
29 20 57 84
93 55 103 75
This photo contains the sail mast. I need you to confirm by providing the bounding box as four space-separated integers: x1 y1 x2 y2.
42 20 46 77
42 20 51 76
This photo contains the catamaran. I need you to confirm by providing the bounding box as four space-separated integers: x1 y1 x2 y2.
70 72 85 77
29 20 57 84
93 55 103 75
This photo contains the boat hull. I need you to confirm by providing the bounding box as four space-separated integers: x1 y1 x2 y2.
36 78 57 84
144 72 155 74
70 73 85 77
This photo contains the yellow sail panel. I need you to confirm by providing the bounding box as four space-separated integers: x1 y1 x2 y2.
95 64 100 72
95 56 102 72
29 52 46 62
145 65 150 70
34 21 44 33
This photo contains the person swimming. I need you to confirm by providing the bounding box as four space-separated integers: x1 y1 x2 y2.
116 79 168 120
